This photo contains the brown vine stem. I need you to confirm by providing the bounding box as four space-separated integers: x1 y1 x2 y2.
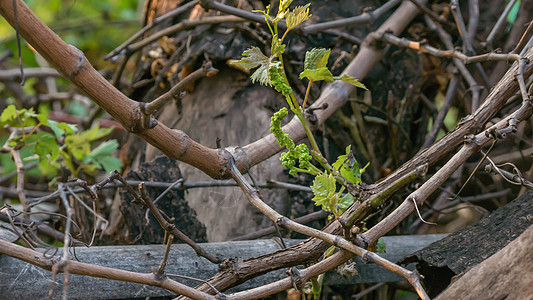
143 62 219 115
1 131 29 219
51 184 74 300
0 0 231 178
362 99 533 246
226 156 430 300
450 0 491 89
138 182 222 264
0 67 59 80
424 15 483 110
368 31 522 65
0 240 216 300
104 0 199 61
0 0 425 180
227 249 426 300
0 211 85 246
484 0 519 50
301 0 401 33
127 15 246 56
406 0 456 31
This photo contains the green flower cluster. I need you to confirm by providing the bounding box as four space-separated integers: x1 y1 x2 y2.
270 108 312 176
269 66 292 96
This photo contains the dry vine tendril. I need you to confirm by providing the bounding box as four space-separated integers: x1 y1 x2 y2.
233 0 372 297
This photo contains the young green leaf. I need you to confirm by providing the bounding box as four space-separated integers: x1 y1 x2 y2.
304 48 331 70
0 105 37 127
232 47 273 86
274 0 293 21
270 34 286 59
94 155 122 173
299 48 335 82
332 145 368 184
0 105 17 123
299 67 335 82
89 139 118 158
311 172 337 209
334 74 368 90
338 193 355 213
286 4 311 30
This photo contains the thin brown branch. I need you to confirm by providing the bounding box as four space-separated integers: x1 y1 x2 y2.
143 62 218 115
301 0 401 33
156 234 174 276
0 211 86 246
424 16 483 110
484 0 520 49
0 67 60 80
512 20 533 54
27 178 312 206
362 100 533 246
407 0 456 31
369 31 522 65
10 148 28 216
226 156 429 300
0 239 216 300
127 15 246 56
231 210 330 241
138 182 221 264
104 0 199 61
54 184 74 300
421 73 459 150
450 0 491 88
467 0 479 44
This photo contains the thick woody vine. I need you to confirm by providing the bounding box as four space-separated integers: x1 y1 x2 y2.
1 0 533 299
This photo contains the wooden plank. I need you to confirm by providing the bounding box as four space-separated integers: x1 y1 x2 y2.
0 234 446 299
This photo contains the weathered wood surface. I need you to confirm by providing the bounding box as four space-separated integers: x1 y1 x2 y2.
435 224 533 300
0 234 445 299
400 191 533 297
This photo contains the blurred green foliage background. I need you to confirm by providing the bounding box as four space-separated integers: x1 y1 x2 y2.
0 0 142 69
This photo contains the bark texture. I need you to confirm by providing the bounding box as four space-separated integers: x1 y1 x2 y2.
435 223 533 300
401 191 533 297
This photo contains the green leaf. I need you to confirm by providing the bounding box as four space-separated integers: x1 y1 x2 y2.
95 155 122 173
275 0 293 21
232 46 269 69
334 74 368 90
1 105 17 123
57 122 77 135
82 125 113 141
286 4 311 30
250 64 271 85
303 48 330 70
376 238 386 253
47 120 65 137
232 47 273 86
299 48 336 82
332 145 367 184
311 172 337 209
338 193 354 212
89 140 118 158
270 34 285 58
299 67 335 82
